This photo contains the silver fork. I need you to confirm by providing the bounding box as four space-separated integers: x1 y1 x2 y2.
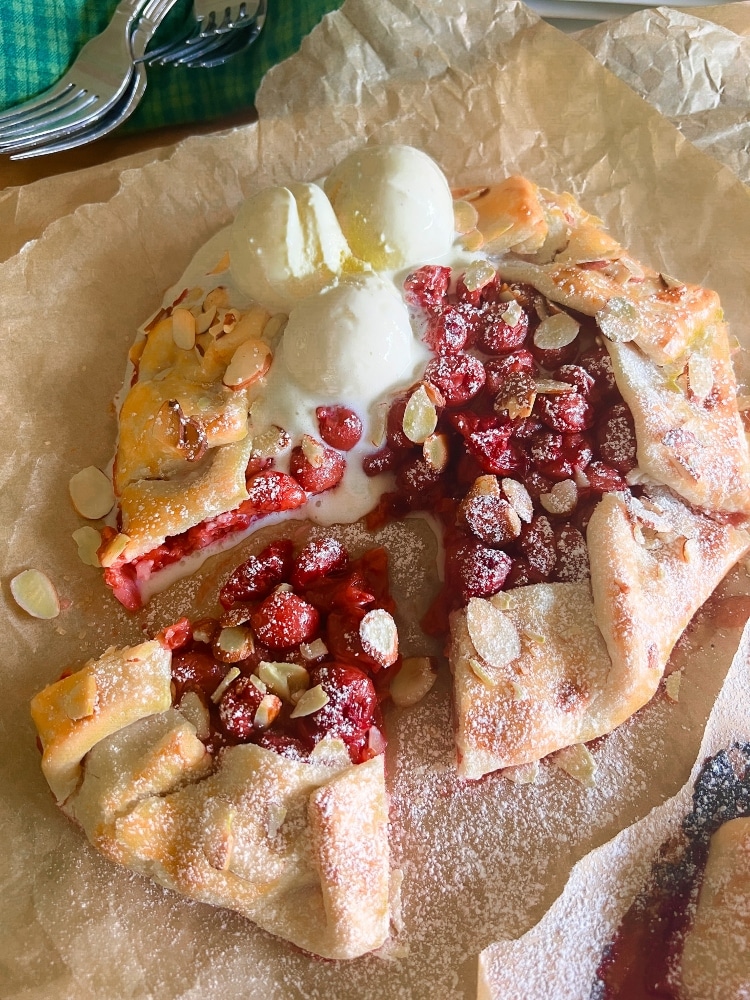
7 0 181 159
0 0 158 148
145 0 260 64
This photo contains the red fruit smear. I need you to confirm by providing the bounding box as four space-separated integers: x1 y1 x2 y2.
293 662 380 764
316 405 363 451
424 354 486 406
289 440 346 494
403 265 451 313
218 676 265 740
251 590 321 650
291 537 349 589
219 539 294 609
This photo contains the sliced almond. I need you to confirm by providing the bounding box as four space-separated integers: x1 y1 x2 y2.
309 736 350 767
210 666 241 704
534 379 576 395
172 307 196 350
687 353 714 402
468 657 498 688
369 401 388 447
223 339 272 390
300 638 329 661
249 674 267 694
539 479 578 516
290 683 330 718
68 466 115 520
423 432 449 471
97 532 130 568
152 400 208 462
368 725 387 755
503 760 539 785
61 673 97 721
453 199 479 235
596 296 641 343
664 670 682 702
191 618 218 645
466 598 521 669
660 272 685 290
262 313 289 344
462 259 496 293
460 228 484 252
554 744 597 788
360 609 399 667
301 434 326 468
219 606 253 627
389 656 437 708
195 304 217 335
533 312 580 350
500 299 524 326
257 661 310 702
178 690 211 739
72 526 102 567
501 478 534 523
252 425 291 458
204 286 229 312
253 693 282 730
403 384 439 444
494 372 536 419
213 626 255 663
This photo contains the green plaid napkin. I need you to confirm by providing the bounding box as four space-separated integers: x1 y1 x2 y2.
0 0 342 131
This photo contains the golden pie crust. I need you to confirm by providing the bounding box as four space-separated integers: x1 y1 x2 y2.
31 641 391 960
448 176 750 778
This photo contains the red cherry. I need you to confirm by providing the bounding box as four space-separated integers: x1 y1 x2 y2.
251 590 321 649
316 405 363 451
291 536 349 589
362 446 400 477
449 538 512 601
484 350 536 395
386 394 415 451
157 617 192 651
535 391 595 434
219 540 293 609
596 403 637 473
171 649 225 700
394 455 444 506
252 731 310 760
424 302 479 354
289 439 346 494
424 354 486 406
246 470 306 513
518 515 556 581
552 364 595 399
476 303 529 354
295 662 380 763
531 341 579 370
578 345 617 398
403 265 451 313
218 676 265 740
554 525 589 583
585 461 628 493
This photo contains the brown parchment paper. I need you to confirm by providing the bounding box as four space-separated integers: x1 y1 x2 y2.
477 621 750 998
3 2 750 998
576 5 750 183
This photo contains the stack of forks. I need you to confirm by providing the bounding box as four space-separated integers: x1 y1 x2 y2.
0 0 266 159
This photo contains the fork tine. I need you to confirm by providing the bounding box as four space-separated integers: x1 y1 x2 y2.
182 17 262 68
0 81 79 130
0 90 96 139
0 92 105 152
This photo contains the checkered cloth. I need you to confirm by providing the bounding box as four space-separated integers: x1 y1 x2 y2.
0 0 341 130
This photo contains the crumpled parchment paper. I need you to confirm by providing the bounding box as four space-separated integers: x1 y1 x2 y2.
2 2 750 998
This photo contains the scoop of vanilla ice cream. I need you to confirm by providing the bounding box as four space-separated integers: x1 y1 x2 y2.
230 182 355 312
281 273 415 405
323 145 455 271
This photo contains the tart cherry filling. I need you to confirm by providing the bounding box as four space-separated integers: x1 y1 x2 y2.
158 538 398 765
367 264 640 627
104 404 359 611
